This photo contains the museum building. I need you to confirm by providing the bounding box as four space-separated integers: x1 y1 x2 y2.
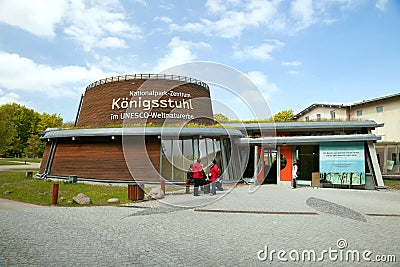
38 74 385 189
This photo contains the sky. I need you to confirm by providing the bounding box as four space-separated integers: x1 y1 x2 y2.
0 0 399 122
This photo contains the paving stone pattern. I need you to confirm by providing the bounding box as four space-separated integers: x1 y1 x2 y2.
306 197 367 222
1 186 399 266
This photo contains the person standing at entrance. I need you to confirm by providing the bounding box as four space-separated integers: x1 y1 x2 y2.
292 161 298 189
192 159 204 196
208 159 220 196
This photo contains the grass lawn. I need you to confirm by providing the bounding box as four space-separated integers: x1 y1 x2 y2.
0 171 152 206
384 179 400 190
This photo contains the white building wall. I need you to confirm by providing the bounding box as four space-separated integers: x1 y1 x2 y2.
350 97 400 142
294 95 400 176
297 106 348 121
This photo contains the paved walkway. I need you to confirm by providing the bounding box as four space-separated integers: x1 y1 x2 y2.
0 162 40 170
0 198 44 211
1 185 399 266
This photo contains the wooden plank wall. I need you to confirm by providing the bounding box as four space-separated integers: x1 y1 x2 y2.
49 136 160 181
39 142 51 173
76 79 214 127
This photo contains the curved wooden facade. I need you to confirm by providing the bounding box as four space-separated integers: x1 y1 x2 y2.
39 136 160 181
38 75 243 183
76 75 214 127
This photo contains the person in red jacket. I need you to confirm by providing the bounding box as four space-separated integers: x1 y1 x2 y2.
192 158 204 196
208 159 220 196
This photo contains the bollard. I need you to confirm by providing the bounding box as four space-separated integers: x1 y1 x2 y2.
52 184 59 205
160 179 165 194
128 184 137 200
137 184 144 200
185 179 190 194
128 183 145 201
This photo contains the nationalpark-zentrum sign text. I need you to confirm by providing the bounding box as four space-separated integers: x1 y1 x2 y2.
110 90 195 121
112 90 194 111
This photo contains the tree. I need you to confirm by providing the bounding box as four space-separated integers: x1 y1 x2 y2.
0 103 63 157
0 105 17 155
24 112 63 157
37 112 63 132
213 113 230 123
24 134 42 158
273 109 295 122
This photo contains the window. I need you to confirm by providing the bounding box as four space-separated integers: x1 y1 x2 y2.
392 153 398 165
357 110 363 117
376 106 384 113
330 110 336 120
316 114 321 120
305 116 309 121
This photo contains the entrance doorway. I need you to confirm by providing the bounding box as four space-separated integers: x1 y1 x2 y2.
295 145 319 181
263 149 278 184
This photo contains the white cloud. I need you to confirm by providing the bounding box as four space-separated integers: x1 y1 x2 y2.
282 61 302 67
154 16 173 24
0 90 20 105
159 3 174 10
172 0 375 38
97 37 127 49
290 0 314 29
0 51 113 97
376 0 388 11
246 71 279 102
171 0 280 38
0 0 141 51
153 37 211 72
288 70 299 75
205 0 227 13
64 0 141 51
133 0 147 6
89 52 140 75
0 0 68 38
233 40 284 60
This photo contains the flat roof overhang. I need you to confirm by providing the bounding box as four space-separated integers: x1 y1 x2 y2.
226 121 383 132
41 127 244 140
238 134 381 146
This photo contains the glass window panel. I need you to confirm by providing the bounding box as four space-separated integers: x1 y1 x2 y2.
387 144 399 173
206 138 215 170
172 139 183 169
199 138 208 167
214 139 223 174
171 139 184 181
161 140 173 180
183 139 194 170
222 138 233 180
193 138 200 159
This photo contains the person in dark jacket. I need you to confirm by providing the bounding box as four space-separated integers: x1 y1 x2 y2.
292 161 298 189
208 159 220 196
187 164 193 183
192 159 203 196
